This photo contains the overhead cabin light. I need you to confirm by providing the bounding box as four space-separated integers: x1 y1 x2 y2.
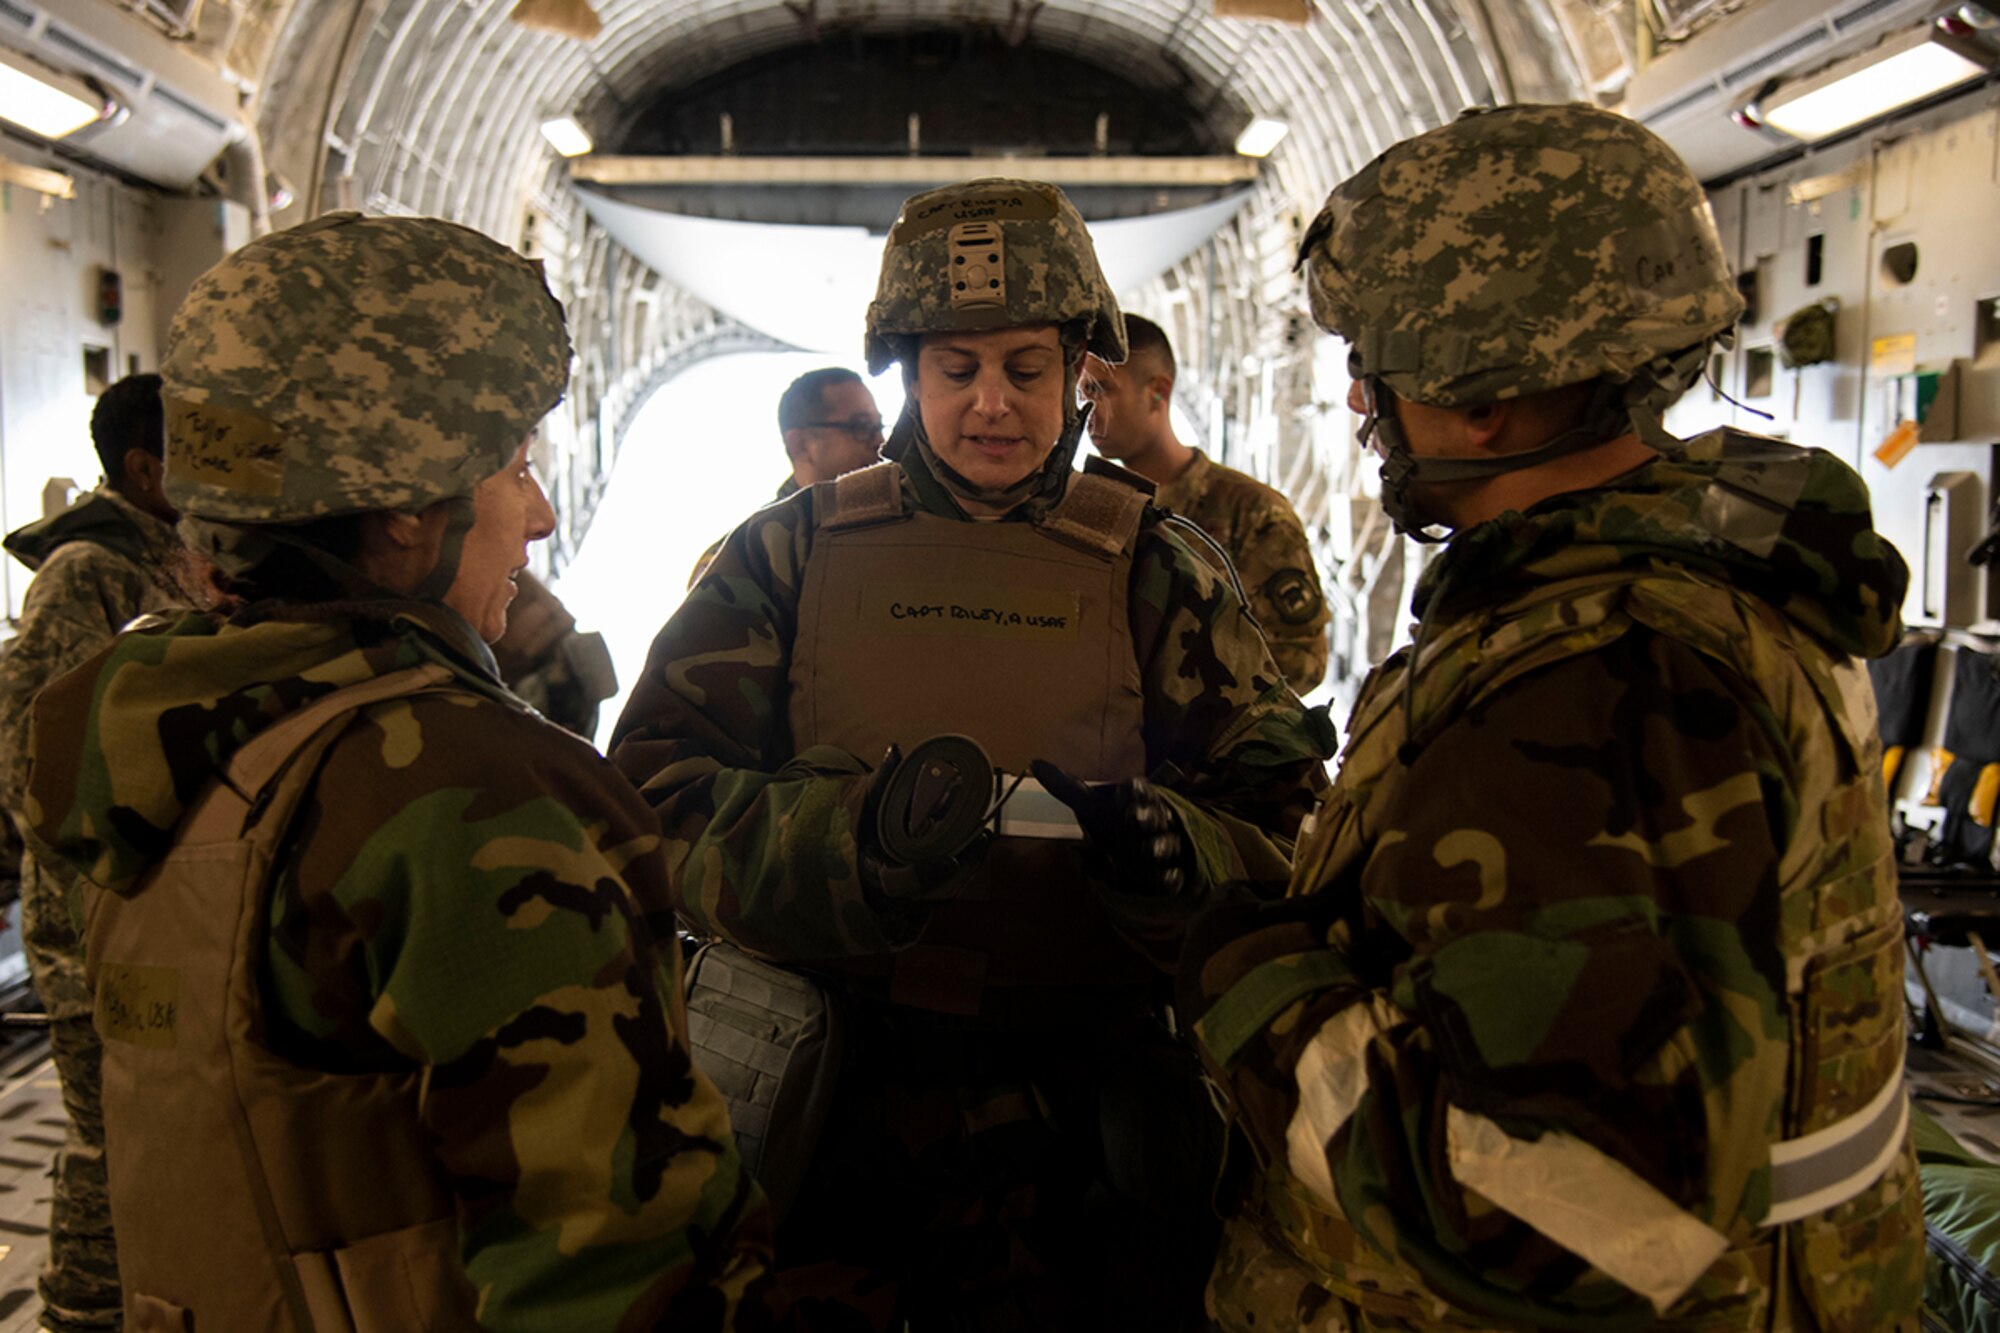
1233 117 1290 158
540 115 593 157
0 45 110 140
1759 24 1996 142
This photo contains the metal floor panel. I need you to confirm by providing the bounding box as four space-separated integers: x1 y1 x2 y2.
1910 1041 2000 1164
0 1030 56 1333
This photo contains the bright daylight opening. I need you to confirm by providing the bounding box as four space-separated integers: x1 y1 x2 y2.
554 350 905 749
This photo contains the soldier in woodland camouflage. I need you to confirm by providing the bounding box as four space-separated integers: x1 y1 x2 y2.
612 178 1333 1330
489 569 617 738
1177 104 1924 1332
20 213 779 1331
0 374 212 1333
1080 314 1330 691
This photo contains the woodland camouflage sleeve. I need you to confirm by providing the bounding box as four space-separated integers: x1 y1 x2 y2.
0 544 150 816
1126 524 1333 962
610 496 909 963
1180 630 1802 1326
265 699 782 1331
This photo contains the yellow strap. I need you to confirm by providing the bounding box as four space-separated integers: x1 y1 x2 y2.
1973 763 2000 827
1923 747 1955 806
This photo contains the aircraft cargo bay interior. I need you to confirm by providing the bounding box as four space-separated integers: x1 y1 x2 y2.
1 1 2000 1330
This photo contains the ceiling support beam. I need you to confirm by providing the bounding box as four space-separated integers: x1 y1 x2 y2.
571 154 1260 186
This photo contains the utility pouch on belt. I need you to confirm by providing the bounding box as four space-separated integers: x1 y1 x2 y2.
684 943 846 1221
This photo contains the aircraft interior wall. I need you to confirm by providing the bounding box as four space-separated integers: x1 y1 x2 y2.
1674 84 2000 640
0 161 161 620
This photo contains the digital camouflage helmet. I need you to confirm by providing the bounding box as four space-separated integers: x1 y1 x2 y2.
161 211 570 525
1297 104 1745 536
864 178 1126 374
1298 104 1742 408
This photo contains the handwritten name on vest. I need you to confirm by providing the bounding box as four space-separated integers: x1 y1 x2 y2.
868 585 1082 641
97 962 179 1050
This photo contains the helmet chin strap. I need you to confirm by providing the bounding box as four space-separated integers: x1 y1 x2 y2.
896 400 1089 514
180 516 395 597
410 494 476 603
184 494 479 606
1364 377 1647 539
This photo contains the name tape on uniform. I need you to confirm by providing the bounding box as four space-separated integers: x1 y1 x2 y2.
867 584 1081 640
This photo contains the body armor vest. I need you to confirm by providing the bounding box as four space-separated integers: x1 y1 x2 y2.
84 665 482 1333
1231 563 1923 1332
789 461 1155 1013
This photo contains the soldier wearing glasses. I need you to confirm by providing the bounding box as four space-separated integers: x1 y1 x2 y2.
690 367 885 588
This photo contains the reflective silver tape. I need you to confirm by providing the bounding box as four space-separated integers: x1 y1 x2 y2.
1763 1044 1907 1226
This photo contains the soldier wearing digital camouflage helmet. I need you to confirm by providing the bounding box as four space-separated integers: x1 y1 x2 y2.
19 213 781 1331
612 178 1333 1330
1176 105 1922 1331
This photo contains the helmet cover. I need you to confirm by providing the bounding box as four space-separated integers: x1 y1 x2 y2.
865 178 1126 374
1297 104 1744 407
162 211 571 523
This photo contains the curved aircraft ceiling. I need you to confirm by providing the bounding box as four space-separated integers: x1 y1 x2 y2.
575 186 1256 354
255 0 1568 247
223 0 1585 570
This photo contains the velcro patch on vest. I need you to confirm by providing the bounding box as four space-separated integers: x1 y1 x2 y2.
868 584 1081 639
818 462 905 530
97 963 179 1049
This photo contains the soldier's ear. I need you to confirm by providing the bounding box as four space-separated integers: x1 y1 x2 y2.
122 446 165 493
1461 401 1512 453
373 504 449 552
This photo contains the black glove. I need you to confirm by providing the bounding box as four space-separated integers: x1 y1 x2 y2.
859 738 994 901
1030 760 1194 898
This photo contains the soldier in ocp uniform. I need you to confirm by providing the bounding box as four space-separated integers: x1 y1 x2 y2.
1079 314 1330 692
1177 104 1923 1331
19 214 781 1331
612 178 1333 1330
688 367 886 590
0 373 213 1333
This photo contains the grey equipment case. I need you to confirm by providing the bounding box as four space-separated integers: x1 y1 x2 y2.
681 757 1085 1219
683 942 847 1221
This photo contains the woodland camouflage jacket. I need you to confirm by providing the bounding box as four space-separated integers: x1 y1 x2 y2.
611 439 1335 975
22 600 781 1331
1179 430 1924 1331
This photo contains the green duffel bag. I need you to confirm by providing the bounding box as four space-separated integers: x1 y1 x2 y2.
1915 1105 2000 1333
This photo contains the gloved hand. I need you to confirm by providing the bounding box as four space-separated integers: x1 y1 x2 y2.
858 740 992 902
1030 760 1194 898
